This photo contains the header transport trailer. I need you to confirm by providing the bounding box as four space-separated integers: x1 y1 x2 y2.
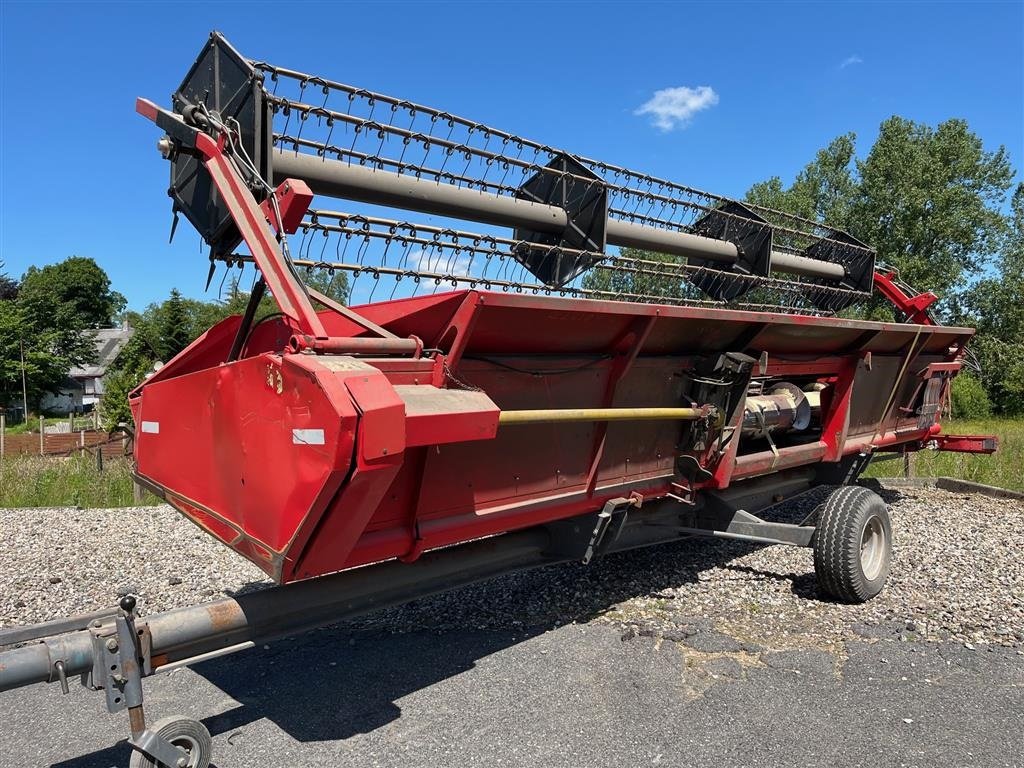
0 33 997 768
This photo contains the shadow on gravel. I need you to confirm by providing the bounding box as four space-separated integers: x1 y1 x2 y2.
54 485 913 765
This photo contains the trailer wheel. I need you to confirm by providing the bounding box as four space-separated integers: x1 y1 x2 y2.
813 486 892 603
128 716 212 768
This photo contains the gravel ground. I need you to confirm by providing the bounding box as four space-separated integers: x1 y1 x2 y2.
1 484 1022 651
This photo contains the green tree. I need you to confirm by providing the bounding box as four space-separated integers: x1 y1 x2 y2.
0 260 17 300
302 267 350 305
100 356 152 430
18 256 126 329
159 289 192 360
744 119 1013 301
0 296 94 409
952 183 1024 414
0 256 118 408
747 134 857 227
949 373 992 419
745 176 803 218
582 248 692 301
850 117 1013 298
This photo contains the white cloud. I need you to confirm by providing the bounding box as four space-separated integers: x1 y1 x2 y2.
634 86 719 131
410 248 472 277
839 55 863 69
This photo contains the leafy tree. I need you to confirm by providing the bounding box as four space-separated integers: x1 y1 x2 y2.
949 373 992 419
745 176 801 218
0 256 118 408
850 117 1013 298
302 266 350 305
744 119 1013 302
18 256 126 329
952 183 1024 414
747 134 857 227
100 356 152 430
0 295 94 409
0 301 30 409
582 248 692 301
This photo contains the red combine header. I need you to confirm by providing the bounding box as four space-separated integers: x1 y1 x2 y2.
0 32 996 768
128 33 987 589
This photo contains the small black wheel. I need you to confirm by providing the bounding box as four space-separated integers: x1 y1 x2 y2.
812 485 892 603
128 715 212 768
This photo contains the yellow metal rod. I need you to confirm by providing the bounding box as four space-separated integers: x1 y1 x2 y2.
497 407 710 425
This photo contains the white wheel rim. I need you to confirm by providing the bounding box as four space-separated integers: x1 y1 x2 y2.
860 515 886 581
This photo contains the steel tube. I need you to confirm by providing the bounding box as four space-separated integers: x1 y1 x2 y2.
0 528 551 692
498 407 708 425
275 153 851 281
2 505 693 693
604 218 738 265
274 152 568 232
0 643 58 691
288 334 422 356
274 153 848 279
274 153 739 267
770 251 847 280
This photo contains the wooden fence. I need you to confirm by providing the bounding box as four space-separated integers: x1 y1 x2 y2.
1 429 129 459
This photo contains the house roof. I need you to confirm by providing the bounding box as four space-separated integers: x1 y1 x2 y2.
70 326 134 379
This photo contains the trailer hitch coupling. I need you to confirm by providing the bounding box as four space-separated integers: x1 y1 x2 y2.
79 596 211 768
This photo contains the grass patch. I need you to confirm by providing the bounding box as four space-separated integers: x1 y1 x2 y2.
864 419 1024 492
0 454 158 508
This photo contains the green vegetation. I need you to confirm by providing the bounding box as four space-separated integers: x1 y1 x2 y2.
0 455 157 508
0 256 123 410
100 268 349 429
950 374 992 419
865 419 1024 492
950 186 1024 416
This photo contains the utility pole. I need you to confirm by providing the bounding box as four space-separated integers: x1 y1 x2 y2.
20 338 29 422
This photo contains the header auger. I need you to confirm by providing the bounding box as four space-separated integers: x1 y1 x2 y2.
0 31 996 768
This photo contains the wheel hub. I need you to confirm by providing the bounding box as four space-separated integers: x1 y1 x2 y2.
860 515 886 581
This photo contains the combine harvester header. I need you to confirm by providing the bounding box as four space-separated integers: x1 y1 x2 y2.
0 32 997 768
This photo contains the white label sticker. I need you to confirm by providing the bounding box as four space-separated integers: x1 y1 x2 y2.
141 421 160 434
292 429 325 445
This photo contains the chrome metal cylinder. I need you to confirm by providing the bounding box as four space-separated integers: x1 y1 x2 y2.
742 382 812 438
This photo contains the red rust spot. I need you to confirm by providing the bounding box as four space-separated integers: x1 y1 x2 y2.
205 601 243 634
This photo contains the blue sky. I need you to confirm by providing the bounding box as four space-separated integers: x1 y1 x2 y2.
1 0 1021 311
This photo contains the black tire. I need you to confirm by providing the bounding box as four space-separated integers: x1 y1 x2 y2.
128 716 212 768
812 485 892 603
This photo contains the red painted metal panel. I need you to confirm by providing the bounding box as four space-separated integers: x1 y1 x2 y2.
134 353 357 580
344 374 405 461
132 289 979 584
932 434 998 454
